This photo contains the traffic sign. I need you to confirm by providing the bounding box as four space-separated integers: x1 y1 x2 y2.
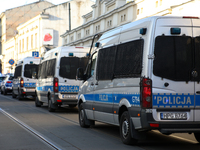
8 59 15 65
32 51 39 57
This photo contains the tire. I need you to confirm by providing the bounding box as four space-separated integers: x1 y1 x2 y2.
69 104 77 108
79 103 90 128
18 90 24 100
1 88 3 94
194 133 200 143
3 88 7 95
12 90 17 98
48 99 55 112
35 96 42 107
120 111 138 145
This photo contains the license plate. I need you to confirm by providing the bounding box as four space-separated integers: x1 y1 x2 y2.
160 112 187 120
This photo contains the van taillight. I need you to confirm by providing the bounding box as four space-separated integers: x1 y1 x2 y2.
20 78 24 87
54 77 59 93
141 77 152 108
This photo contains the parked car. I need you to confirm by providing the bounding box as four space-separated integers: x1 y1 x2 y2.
0 74 7 91
1 74 14 95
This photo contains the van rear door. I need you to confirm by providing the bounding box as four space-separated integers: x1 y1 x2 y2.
152 17 195 122
192 18 200 121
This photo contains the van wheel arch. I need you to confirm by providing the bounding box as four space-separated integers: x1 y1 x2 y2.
119 105 128 123
78 99 83 109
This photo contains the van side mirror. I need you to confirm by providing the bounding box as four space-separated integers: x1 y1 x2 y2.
32 72 37 79
76 68 84 80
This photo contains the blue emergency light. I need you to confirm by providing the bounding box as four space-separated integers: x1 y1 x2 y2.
140 28 147 35
170 28 181 34
30 61 33 64
69 53 74 56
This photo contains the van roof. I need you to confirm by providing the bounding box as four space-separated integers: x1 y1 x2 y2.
98 16 199 42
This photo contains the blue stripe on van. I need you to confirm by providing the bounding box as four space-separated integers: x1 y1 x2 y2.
36 85 79 93
83 93 140 106
153 93 195 108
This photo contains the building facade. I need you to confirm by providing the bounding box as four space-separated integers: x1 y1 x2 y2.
61 0 200 47
2 0 94 74
0 0 55 73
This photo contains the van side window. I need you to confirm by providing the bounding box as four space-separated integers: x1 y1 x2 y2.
46 59 56 77
153 36 193 81
14 66 22 79
114 39 144 78
38 64 41 78
40 61 47 79
97 46 116 80
85 53 97 78
96 39 144 80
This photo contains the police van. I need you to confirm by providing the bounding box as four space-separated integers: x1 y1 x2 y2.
76 16 200 144
35 46 89 112
12 57 40 100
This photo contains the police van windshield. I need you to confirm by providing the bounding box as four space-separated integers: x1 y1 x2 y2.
153 36 200 81
24 64 39 79
59 57 88 79
0 76 6 81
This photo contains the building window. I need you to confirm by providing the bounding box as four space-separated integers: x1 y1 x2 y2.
160 0 162 6
137 9 140 15
78 33 81 39
31 35 33 49
71 36 73 42
124 14 126 21
22 39 24 52
121 14 126 22
86 29 90 35
27 37 29 51
108 20 112 28
65 38 68 43
156 1 158 7
19 40 21 53
141 8 143 14
35 33 37 48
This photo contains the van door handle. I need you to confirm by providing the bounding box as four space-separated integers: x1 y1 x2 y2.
91 82 94 86
196 91 200 94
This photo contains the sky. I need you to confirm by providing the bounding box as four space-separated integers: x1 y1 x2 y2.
0 0 70 14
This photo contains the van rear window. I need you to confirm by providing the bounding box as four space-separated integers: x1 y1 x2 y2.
14 65 22 79
59 57 88 79
153 36 193 81
24 64 39 79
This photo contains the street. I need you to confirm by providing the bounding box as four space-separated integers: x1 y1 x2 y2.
0 94 199 150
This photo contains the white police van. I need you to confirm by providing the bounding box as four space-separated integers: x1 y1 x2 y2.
12 57 40 100
76 16 200 144
35 46 89 112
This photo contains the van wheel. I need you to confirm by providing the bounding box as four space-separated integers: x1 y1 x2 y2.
194 133 200 143
3 88 7 95
120 111 138 145
79 103 90 128
48 99 55 112
35 96 42 107
12 91 17 98
18 90 24 100
1 88 3 94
